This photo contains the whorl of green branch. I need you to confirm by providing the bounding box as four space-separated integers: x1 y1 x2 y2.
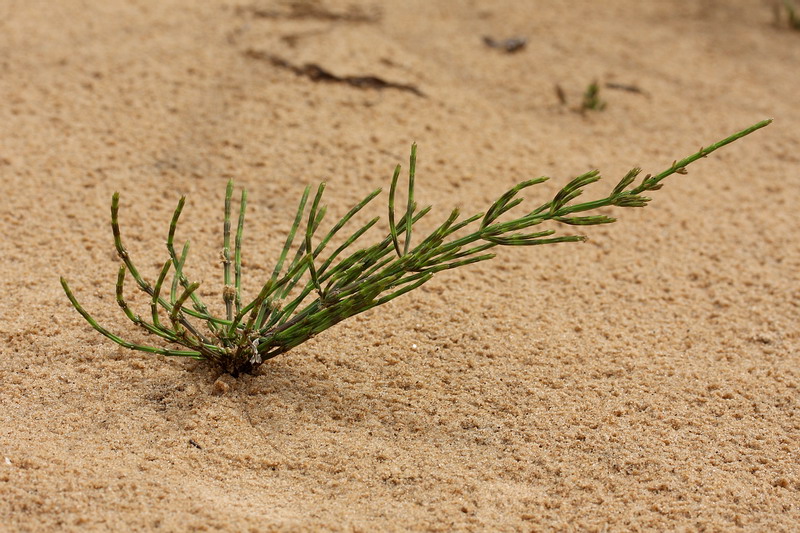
61 119 771 376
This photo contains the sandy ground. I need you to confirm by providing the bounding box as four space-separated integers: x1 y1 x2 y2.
1 0 799 531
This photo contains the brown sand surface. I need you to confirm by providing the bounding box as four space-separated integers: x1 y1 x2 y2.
2 1 799 531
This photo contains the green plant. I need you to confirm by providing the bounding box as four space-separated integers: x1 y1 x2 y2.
780 0 800 29
581 80 606 112
61 119 771 376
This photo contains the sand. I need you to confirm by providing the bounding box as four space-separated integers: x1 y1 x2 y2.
2 0 799 531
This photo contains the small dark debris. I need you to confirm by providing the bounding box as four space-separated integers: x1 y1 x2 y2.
280 29 328 48
483 36 527 53
237 2 379 23
189 439 202 449
554 83 567 105
605 82 646 95
244 50 425 97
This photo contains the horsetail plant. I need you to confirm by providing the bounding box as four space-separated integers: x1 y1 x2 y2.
61 120 771 376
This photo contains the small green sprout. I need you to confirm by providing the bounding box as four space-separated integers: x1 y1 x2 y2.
788 1 800 29
581 80 606 112
779 0 800 29
61 120 771 376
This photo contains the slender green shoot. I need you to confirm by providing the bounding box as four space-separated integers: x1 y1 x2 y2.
222 180 234 320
